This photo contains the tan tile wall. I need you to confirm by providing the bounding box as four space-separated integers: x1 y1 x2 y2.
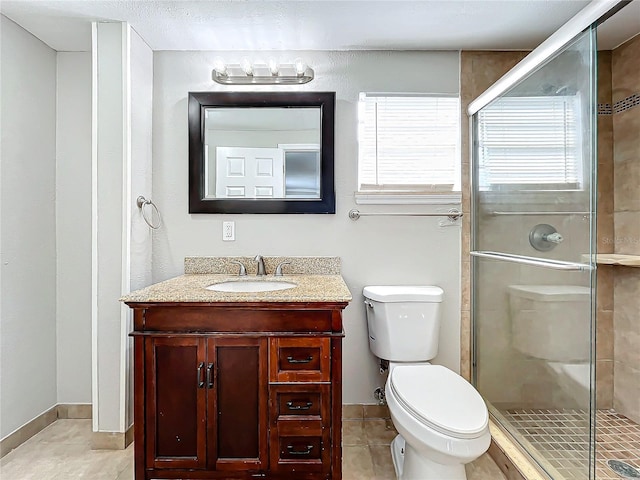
613 268 640 422
611 34 640 424
460 51 529 382
596 51 615 409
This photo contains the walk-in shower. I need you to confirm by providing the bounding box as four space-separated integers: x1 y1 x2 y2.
469 1 640 479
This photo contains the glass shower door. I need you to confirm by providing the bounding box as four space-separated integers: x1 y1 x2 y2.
471 27 597 480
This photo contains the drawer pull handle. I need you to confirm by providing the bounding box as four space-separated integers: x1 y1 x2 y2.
286 355 313 364
197 362 205 388
206 363 214 389
286 445 314 455
286 401 313 411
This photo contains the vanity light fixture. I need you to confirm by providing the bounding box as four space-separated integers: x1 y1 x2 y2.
212 59 314 85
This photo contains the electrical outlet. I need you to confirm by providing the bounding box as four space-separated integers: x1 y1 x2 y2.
222 221 235 241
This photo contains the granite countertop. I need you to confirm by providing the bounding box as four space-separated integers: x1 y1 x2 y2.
121 273 352 304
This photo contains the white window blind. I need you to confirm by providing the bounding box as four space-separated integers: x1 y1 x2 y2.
358 93 460 192
477 95 583 190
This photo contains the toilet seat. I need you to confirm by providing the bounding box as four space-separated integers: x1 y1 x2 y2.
388 365 488 440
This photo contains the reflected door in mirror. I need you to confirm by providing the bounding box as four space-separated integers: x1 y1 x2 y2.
213 147 284 198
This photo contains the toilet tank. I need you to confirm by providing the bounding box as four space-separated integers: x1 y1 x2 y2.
363 286 444 362
508 285 591 362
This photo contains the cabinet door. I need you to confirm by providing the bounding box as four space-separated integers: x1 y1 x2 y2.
208 337 268 471
145 337 206 469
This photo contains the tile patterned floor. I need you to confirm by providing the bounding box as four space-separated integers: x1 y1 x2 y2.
502 408 640 480
1 414 506 480
0 420 132 480
341 412 506 480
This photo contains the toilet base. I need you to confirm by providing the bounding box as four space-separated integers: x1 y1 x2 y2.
390 434 405 478
390 435 467 480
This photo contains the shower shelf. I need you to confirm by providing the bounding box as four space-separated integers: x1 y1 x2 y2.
581 254 640 267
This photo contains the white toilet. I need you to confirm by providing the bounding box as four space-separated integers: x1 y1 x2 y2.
364 285 491 480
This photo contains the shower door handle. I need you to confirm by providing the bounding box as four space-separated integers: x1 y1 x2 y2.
470 251 592 271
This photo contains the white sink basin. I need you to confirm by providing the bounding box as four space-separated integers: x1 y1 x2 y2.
205 280 297 293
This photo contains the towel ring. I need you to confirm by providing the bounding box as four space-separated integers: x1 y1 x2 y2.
136 196 161 229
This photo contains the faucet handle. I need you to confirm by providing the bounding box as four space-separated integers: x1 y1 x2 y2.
230 260 247 276
274 261 291 276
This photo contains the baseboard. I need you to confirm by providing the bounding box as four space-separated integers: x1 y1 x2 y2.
0 406 58 458
91 424 134 450
57 403 93 419
0 403 93 458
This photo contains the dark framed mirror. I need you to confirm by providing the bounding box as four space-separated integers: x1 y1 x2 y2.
188 91 335 214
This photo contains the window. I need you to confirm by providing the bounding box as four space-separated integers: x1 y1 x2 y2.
357 93 460 196
476 95 583 191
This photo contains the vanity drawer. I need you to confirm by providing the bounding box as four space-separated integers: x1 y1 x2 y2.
139 306 333 333
269 337 331 382
270 384 330 422
270 429 330 473
279 436 323 461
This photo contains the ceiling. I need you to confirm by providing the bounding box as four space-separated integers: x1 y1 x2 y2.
1 0 639 53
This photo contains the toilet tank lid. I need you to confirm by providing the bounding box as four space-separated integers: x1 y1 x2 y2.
508 285 591 302
363 286 444 303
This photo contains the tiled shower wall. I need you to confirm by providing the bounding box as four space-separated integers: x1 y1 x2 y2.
611 33 640 424
459 47 630 411
459 51 528 381
596 51 614 410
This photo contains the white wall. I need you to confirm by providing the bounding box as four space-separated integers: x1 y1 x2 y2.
92 22 154 433
93 21 127 433
152 50 462 404
127 26 153 428
0 15 58 438
56 52 92 405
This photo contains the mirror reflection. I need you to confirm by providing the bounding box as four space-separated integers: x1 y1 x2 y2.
204 107 321 199
188 91 335 214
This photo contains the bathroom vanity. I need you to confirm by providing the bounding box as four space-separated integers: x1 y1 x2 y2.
122 257 351 480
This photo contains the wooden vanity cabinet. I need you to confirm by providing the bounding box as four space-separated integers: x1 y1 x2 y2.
145 336 267 472
128 302 346 480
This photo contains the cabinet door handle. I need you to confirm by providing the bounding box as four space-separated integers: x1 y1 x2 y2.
286 355 313 364
286 445 314 455
286 401 313 411
197 362 205 388
206 363 214 389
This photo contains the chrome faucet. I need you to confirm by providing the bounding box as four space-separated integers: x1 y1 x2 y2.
254 255 266 276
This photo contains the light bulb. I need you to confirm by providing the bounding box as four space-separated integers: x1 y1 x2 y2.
294 58 307 76
213 57 227 75
241 58 253 76
268 59 279 76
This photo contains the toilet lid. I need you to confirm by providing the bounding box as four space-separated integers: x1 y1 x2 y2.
389 365 488 440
